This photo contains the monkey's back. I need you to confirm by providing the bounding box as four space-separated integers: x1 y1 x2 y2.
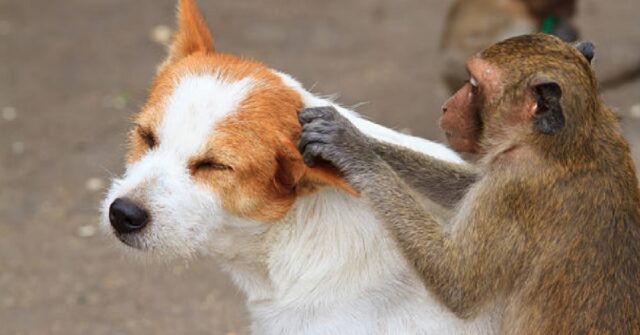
508 148 640 334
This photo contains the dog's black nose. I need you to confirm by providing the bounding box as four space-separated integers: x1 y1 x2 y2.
109 198 149 234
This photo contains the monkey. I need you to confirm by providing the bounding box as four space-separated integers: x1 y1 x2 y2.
523 0 576 26
441 0 640 93
297 34 640 334
441 0 578 93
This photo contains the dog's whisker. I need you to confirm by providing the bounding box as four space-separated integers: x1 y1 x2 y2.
349 101 370 111
97 164 117 178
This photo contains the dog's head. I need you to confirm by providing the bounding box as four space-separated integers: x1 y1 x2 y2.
101 0 354 257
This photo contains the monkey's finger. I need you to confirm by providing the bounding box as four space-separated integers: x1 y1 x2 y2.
309 106 338 121
298 132 332 154
298 106 336 124
302 121 339 135
302 143 328 167
298 108 328 124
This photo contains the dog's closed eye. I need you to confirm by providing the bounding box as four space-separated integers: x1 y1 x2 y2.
137 126 158 149
189 159 233 173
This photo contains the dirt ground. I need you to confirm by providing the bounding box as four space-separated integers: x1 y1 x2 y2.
1 0 639 334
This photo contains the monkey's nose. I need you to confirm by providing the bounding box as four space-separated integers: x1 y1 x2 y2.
109 197 149 234
442 105 448 114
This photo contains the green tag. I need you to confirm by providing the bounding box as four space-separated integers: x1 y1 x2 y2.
541 16 557 34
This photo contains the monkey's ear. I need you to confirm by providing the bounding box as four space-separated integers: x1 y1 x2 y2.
574 41 595 64
531 80 565 135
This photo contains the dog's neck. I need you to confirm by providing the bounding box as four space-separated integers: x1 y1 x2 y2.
210 188 431 333
212 188 414 303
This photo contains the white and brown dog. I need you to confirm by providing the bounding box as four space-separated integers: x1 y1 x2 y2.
101 1 496 334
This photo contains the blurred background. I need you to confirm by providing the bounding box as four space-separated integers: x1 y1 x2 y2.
1 0 638 334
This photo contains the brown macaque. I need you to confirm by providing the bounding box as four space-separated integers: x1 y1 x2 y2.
441 0 640 93
524 0 576 21
441 0 578 92
298 34 640 334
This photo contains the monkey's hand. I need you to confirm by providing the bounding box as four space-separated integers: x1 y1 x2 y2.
297 106 385 186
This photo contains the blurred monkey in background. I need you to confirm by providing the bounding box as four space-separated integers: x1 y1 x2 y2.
441 0 578 93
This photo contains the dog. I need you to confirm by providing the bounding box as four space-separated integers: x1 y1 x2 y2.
101 1 497 334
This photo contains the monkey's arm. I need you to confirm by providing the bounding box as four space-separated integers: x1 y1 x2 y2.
371 140 477 208
297 107 517 317
349 162 489 316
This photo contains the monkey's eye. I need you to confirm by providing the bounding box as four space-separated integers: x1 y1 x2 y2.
469 76 478 87
468 76 479 95
190 159 233 174
137 126 158 149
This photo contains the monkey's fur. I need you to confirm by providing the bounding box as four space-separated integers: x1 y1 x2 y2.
298 34 640 334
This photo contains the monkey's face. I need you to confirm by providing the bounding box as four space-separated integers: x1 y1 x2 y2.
440 34 597 155
440 56 504 154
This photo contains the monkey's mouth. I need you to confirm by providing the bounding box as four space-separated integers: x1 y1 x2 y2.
443 132 479 154
444 131 465 140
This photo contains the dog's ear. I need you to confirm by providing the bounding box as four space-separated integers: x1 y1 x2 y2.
275 143 358 197
167 0 215 63
302 165 359 196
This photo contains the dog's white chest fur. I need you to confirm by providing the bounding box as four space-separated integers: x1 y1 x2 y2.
219 190 495 335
